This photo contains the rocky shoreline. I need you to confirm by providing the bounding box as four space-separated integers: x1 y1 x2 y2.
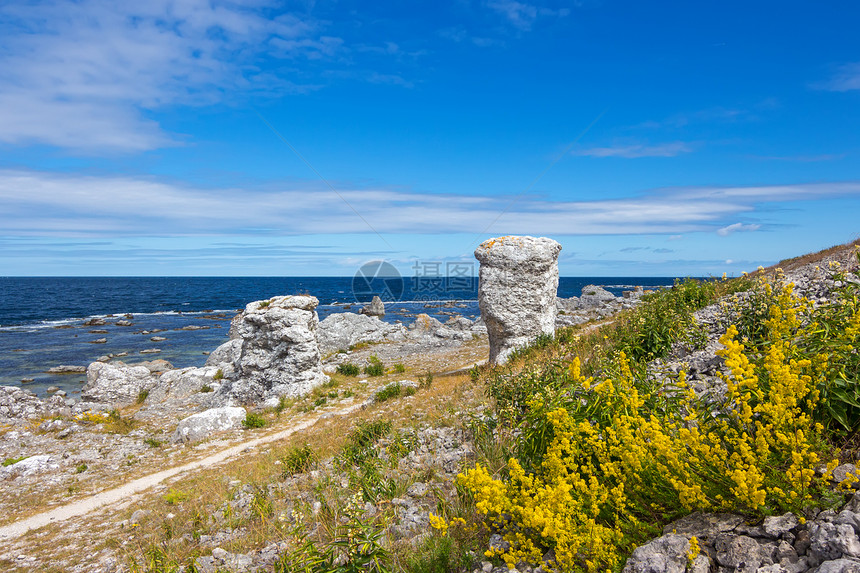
10 237 855 573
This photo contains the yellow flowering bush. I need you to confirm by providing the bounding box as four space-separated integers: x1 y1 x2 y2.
450 275 858 572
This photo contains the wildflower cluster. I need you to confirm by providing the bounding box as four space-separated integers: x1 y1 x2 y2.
446 274 859 572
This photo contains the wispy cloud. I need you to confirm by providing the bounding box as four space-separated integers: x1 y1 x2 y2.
4 170 860 239
748 153 847 162
485 1 571 31
717 223 761 236
0 1 333 152
620 246 675 254
572 142 693 158
816 62 860 92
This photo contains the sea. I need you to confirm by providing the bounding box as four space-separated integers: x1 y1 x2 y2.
0 276 678 397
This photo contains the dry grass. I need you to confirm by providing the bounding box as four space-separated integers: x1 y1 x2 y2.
762 237 860 274
0 339 490 571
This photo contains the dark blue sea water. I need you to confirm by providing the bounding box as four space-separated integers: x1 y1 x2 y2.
0 276 677 396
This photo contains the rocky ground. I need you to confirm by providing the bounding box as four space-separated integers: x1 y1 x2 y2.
0 282 650 572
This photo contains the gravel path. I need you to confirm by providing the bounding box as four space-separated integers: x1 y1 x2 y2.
0 403 362 541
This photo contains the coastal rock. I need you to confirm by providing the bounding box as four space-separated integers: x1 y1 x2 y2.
0 455 60 478
172 406 246 443
579 285 618 308
317 312 406 355
148 367 222 402
81 362 158 407
0 386 66 423
224 296 329 403
474 235 561 364
205 339 242 380
556 295 582 312
359 295 386 317
622 533 690 573
46 365 87 374
409 314 444 335
138 359 174 373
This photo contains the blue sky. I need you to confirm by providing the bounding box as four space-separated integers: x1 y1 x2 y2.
1 0 858 277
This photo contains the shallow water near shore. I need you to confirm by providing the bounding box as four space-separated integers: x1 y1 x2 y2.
0 276 677 396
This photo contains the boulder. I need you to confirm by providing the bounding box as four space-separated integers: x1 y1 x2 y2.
317 312 406 355
809 522 860 562
444 316 474 331
205 339 242 379
148 367 223 402
622 533 690 573
46 365 87 374
225 296 329 403
474 236 561 364
81 361 158 407
359 295 385 317
0 386 66 422
409 314 444 335
580 285 618 308
0 455 60 478
172 406 246 443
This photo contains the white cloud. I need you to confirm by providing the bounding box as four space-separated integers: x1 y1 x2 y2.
717 223 761 236
0 0 330 152
485 1 570 31
4 170 860 239
572 142 693 158
818 62 860 92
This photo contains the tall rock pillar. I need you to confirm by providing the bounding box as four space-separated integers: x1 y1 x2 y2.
475 236 561 364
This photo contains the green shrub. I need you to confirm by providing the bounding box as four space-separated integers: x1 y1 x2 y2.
338 419 392 467
374 382 401 403
405 534 472 573
364 355 385 377
162 488 189 505
242 412 267 429
276 501 392 573
418 371 433 389
403 385 416 397
104 409 135 434
393 362 406 373
2 456 27 467
75 463 88 473
135 389 149 404
200 384 213 393
213 368 224 380
281 444 317 477
144 438 162 448
337 362 360 376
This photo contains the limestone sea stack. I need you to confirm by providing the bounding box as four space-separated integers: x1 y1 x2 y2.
217 295 329 404
475 235 561 364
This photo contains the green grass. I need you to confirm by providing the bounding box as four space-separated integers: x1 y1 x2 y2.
374 382 402 403
336 362 360 376
2 455 28 467
242 412 267 430
281 444 318 477
364 355 385 377
242 412 267 429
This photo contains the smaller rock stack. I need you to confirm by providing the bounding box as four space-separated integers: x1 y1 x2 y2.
211 295 329 405
359 295 386 317
475 235 562 364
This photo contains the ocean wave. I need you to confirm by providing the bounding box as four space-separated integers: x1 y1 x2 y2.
0 309 240 331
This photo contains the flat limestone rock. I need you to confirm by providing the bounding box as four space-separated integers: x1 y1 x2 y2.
82 361 158 407
172 406 246 443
